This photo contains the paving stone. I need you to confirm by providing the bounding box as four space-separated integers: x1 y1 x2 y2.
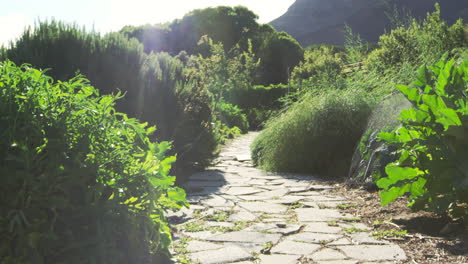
267 213 290 218
224 242 264 253
228 209 258 222
287 232 342 244
174 132 411 264
189 246 252 264
288 186 312 193
292 191 323 196
315 260 358 264
327 237 353 246
271 240 321 255
182 231 221 239
189 204 206 210
308 248 348 260
238 195 271 201
235 154 251 161
225 187 264 196
244 223 277 232
348 232 389 245
303 222 342 234
189 170 226 181
201 196 235 207
267 224 302 235
309 184 336 190
186 195 204 204
303 201 343 208
295 208 353 222
259 254 301 264
186 240 223 252
263 218 288 223
254 189 290 199
337 245 407 261
184 180 226 188
205 221 235 228
189 186 224 195
267 196 305 205
304 195 346 202
238 202 288 214
207 231 282 244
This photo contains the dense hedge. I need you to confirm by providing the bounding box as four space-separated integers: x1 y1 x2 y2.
1 21 217 176
0 61 187 263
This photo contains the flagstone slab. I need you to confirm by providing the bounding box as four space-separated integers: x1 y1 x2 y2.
173 132 411 264
184 180 226 188
207 231 282 244
267 196 305 205
259 254 301 264
287 232 342 244
254 189 290 199
328 237 353 246
205 221 235 228
189 170 226 181
225 187 264 196
337 245 407 261
271 240 321 255
186 240 223 252
267 224 302 235
238 202 288 214
235 154 251 161
308 248 348 260
315 260 358 264
303 222 342 234
182 231 221 240
189 246 252 264
228 209 258 222
201 196 235 207
295 208 353 222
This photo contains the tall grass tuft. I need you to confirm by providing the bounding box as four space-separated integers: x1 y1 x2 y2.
251 89 374 177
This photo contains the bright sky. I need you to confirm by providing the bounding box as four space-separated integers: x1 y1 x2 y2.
0 0 295 47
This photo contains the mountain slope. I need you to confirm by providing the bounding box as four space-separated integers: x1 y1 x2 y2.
270 0 468 46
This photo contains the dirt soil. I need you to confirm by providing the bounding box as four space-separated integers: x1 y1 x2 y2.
326 185 468 264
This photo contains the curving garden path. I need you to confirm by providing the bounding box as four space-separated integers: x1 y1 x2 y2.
169 132 407 264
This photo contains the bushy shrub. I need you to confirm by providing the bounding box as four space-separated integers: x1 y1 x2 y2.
367 4 466 72
251 89 374 177
376 57 468 222
0 62 187 263
217 102 249 133
291 46 343 82
2 21 217 177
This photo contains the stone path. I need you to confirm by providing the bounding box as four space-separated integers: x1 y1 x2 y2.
169 132 407 264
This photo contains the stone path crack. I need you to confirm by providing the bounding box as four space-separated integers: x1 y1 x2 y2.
169 132 407 264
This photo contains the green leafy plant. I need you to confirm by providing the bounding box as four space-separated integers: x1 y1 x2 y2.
0 61 187 263
376 57 468 222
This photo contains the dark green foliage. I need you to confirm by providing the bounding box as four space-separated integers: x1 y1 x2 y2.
0 61 187 263
376 57 468 222
121 6 304 85
228 84 288 110
291 46 343 83
217 103 249 133
121 6 259 56
367 4 466 72
252 89 373 177
227 84 288 130
256 32 304 84
3 21 217 175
